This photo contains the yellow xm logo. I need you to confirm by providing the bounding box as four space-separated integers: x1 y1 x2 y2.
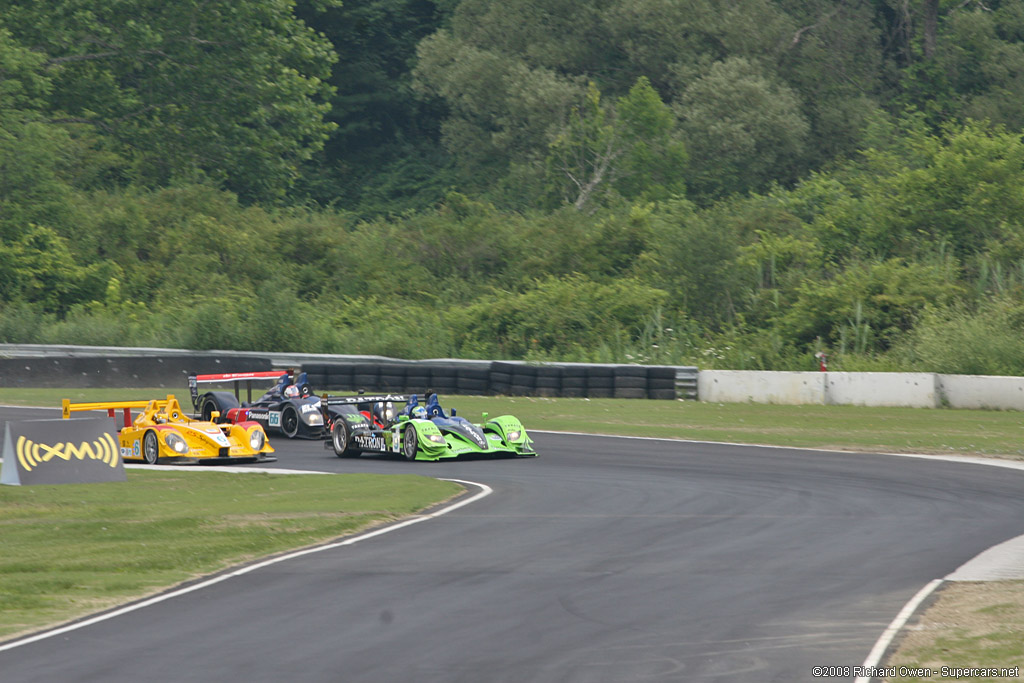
16 434 120 472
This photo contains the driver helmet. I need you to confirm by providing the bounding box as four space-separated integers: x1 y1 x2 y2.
411 405 428 420
284 385 300 398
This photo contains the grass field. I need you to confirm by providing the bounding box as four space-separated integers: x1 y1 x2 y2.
2 387 1024 677
0 470 460 640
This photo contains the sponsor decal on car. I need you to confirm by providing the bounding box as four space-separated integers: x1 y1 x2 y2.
354 434 386 451
301 404 318 414
247 410 270 422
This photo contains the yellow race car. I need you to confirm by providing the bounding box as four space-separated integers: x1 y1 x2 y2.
61 395 276 465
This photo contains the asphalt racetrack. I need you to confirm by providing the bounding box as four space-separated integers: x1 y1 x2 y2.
3 405 1024 682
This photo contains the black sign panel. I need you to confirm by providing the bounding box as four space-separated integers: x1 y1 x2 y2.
1 418 126 486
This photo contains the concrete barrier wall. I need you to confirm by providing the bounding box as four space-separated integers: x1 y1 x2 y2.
937 374 1024 410
825 372 938 408
698 371 825 405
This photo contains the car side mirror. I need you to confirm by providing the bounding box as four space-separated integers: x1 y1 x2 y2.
451 408 457 416
211 411 220 421
482 412 488 421
398 414 409 422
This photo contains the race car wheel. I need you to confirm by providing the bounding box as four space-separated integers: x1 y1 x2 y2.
332 420 355 458
142 430 160 465
403 425 418 460
281 404 300 439
200 397 219 422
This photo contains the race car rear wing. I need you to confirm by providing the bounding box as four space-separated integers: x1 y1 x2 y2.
63 396 178 428
321 393 408 407
188 370 289 407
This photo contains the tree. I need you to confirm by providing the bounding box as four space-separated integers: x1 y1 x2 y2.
292 0 454 213
677 57 810 201
545 78 686 211
0 0 338 202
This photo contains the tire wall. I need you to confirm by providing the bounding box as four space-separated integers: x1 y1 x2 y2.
0 355 273 389
298 361 694 400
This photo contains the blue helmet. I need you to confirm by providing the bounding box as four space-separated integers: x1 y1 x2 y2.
412 405 427 420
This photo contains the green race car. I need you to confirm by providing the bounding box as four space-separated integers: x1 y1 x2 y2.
324 393 536 461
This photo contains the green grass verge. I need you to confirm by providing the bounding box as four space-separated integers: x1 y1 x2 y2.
881 582 1024 682
0 470 460 640
5 387 1024 459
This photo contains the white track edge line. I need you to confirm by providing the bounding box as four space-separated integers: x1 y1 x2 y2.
853 579 943 683
0 477 491 653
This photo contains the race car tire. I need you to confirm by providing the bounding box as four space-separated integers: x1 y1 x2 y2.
403 425 418 460
332 420 357 457
143 430 160 465
198 392 239 422
281 404 300 439
200 397 219 422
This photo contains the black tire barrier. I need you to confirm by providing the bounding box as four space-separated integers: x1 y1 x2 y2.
614 375 647 389
289 361 696 400
405 374 432 394
303 372 329 388
647 366 677 380
613 365 647 378
428 366 458 392
458 367 490 381
377 364 407 392
325 365 355 391
561 376 585 390
456 377 489 394
353 374 378 391
509 383 536 397
300 363 334 375
649 388 678 400
0 355 273 389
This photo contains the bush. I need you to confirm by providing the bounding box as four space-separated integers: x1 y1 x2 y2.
895 299 1024 375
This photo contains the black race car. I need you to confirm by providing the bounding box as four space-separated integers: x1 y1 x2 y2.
189 370 328 439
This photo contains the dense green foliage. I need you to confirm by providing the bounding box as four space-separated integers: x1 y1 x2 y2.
4 0 1024 374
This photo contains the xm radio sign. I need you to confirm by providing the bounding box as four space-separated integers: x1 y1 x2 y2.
1 418 126 486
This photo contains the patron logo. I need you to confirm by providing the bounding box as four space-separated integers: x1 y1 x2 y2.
2 418 126 486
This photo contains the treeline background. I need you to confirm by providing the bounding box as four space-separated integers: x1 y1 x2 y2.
3 1 1024 374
